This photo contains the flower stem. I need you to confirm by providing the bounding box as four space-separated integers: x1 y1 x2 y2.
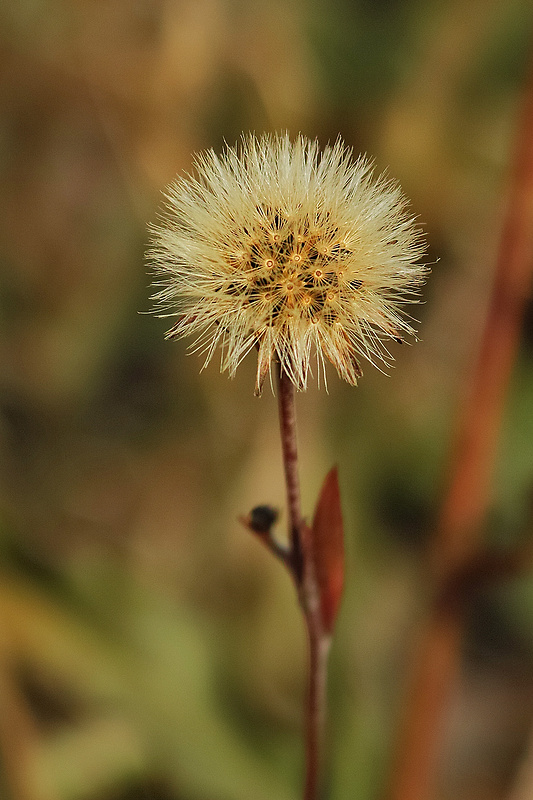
276 364 303 560
303 619 330 800
276 362 329 800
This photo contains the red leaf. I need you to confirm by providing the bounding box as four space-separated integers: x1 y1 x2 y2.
310 467 345 633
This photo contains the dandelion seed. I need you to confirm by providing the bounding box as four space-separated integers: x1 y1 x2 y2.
148 133 427 395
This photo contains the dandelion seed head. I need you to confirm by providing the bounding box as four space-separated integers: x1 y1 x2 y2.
148 133 428 394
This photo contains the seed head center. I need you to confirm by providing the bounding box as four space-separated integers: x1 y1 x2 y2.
233 213 365 324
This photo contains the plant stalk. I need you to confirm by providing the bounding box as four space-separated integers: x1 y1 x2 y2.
276 362 329 800
277 364 303 555
386 50 533 800
303 617 330 800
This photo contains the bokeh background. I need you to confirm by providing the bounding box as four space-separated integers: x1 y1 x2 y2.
2 1 533 799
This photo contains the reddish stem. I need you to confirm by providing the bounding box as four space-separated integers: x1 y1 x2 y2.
276 362 329 800
303 622 330 800
387 53 533 800
277 365 303 552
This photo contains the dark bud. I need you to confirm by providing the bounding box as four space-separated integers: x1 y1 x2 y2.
249 505 278 534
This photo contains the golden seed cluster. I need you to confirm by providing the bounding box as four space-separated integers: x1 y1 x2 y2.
148 134 427 394
226 206 359 325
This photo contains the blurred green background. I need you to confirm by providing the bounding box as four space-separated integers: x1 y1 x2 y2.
2 1 533 799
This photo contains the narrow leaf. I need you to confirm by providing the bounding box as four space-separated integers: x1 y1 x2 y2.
310 467 345 633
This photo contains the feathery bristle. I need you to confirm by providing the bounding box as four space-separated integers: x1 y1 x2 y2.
148 133 427 393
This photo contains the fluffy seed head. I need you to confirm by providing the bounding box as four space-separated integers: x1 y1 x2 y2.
148 133 427 394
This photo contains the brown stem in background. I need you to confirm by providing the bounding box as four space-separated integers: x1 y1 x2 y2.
276 362 329 800
386 54 533 800
0 654 55 800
